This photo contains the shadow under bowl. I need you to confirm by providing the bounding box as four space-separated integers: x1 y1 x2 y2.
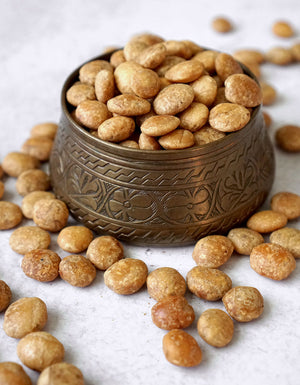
50 51 275 246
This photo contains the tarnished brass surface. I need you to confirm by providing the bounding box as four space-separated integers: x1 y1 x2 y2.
50 53 275 246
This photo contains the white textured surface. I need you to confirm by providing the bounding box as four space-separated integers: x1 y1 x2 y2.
0 1 300 384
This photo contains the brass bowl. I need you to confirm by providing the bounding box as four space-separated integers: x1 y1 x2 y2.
50 51 275 246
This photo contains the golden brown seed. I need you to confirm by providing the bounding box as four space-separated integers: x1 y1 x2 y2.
130 32 164 46
178 103 209 132
17 332 64 372
9 226 51 255
272 21 294 38
0 201 23 230
21 191 55 219
103 45 118 53
250 243 296 280
0 176 3 193
247 210 288 233
66 82 96 106
147 267 186 301
227 228 264 255
138 132 161 150
265 46 293 65
110 49 126 68
59 255 96 287
165 60 204 83
119 139 139 149
212 87 228 106
123 40 149 61
209 103 251 132
224 74 262 107
159 77 172 90
37 362 84 385
193 125 226 145
98 116 136 142
212 17 233 33
141 115 180 136
118 139 138 149
163 40 192 59
192 235 234 268
3 297 47 339
75 100 111 130
275 125 300 152
137 42 167 69
70 110 82 126
79 59 113 85
135 108 157 127
2 152 40 177
215 53 243 82
104 258 148 295
158 129 195 150
271 191 300 220
151 295 195 330
57 226 93 253
0 280 12 312
22 249 61 282
177 40 195 58
0 362 32 385
191 51 218 74
86 235 124 270
114 61 142 94
33 199 69 232
107 94 151 116
263 111 272 128
260 82 277 106
233 49 265 64
197 309 234 347
131 68 160 98
153 84 194 115
242 60 261 79
186 267 232 301
30 122 58 140
155 55 185 77
191 75 218 106
163 329 202 367
291 42 300 61
270 227 300 259
21 137 53 162
16 169 50 196
212 75 224 88
181 40 203 55
95 69 115 103
0 180 4 199
89 130 99 138
223 286 264 322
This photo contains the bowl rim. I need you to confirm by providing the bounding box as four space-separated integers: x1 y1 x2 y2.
61 50 263 161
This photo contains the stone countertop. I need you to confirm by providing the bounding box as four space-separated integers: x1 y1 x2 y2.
0 1 299 384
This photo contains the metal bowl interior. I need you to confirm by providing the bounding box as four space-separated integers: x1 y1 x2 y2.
50 51 275 246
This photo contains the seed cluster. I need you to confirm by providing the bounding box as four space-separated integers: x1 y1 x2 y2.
66 32 300 153
66 36 264 150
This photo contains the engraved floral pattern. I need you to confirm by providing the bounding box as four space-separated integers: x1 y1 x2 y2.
108 189 156 222
163 187 210 223
67 165 105 211
218 162 258 212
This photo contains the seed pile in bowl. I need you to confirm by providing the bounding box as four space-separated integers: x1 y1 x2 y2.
66 34 263 150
